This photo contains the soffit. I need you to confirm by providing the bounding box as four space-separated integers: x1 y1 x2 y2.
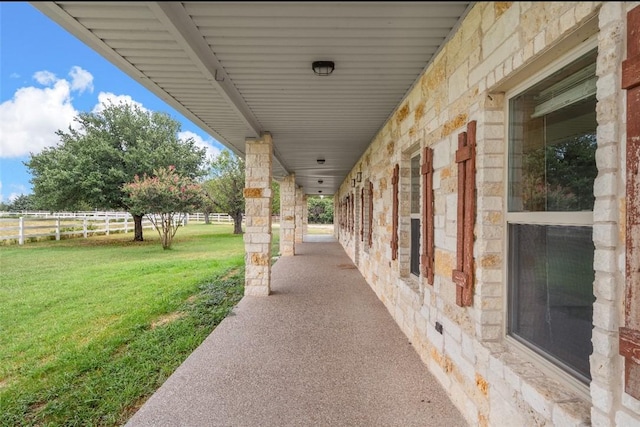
32 1 473 195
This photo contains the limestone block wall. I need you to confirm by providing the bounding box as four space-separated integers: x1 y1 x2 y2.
279 174 296 256
302 195 309 237
244 135 273 297
336 2 640 426
295 187 305 244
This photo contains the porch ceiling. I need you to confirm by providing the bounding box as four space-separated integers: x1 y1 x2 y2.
32 1 473 195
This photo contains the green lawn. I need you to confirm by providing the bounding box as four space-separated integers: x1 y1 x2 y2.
0 223 278 426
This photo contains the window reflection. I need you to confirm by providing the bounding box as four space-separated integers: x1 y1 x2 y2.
509 54 597 212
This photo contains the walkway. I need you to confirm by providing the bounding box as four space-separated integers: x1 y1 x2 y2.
126 235 468 427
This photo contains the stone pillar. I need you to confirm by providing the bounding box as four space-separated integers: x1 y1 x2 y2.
294 186 305 244
280 174 296 256
302 195 309 236
334 197 339 239
243 133 273 296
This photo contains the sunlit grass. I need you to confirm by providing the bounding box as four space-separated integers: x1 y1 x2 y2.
0 223 279 426
306 224 334 235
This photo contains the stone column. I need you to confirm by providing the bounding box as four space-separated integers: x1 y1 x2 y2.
334 197 339 239
243 133 273 296
294 186 305 244
302 195 308 237
279 174 296 256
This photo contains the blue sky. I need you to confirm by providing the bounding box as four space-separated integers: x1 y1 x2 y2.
0 2 224 204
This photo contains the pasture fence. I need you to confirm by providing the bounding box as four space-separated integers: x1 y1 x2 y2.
0 211 236 245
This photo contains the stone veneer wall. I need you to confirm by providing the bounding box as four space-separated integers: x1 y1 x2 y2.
243 135 273 297
302 195 309 237
335 2 640 426
295 186 305 244
279 174 296 256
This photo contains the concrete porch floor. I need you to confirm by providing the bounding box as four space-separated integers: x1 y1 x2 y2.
126 235 468 427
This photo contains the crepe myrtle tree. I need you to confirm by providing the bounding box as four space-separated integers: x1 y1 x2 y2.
123 166 205 249
25 101 207 241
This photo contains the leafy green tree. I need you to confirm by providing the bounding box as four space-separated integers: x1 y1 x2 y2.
203 150 245 234
6 194 38 211
25 101 207 241
123 166 204 249
522 134 596 211
307 196 334 224
198 193 217 224
545 134 597 210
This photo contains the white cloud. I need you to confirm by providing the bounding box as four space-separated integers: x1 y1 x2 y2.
10 73 20 79
33 70 57 85
0 69 203 164
69 66 94 94
178 131 221 162
0 182 28 203
92 92 146 113
0 69 153 159
0 78 79 158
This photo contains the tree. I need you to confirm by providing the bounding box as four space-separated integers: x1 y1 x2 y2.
545 134 597 210
124 166 204 249
5 194 38 211
199 193 217 225
307 196 334 224
203 150 245 234
25 101 207 241
521 134 596 211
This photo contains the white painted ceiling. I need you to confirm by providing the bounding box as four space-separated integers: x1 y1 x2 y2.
32 1 473 195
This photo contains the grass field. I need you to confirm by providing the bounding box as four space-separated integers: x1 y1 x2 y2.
0 223 279 426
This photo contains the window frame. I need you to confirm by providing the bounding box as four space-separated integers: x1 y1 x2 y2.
502 36 598 396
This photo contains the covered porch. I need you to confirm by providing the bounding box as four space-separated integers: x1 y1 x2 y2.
125 235 467 426
31 2 640 425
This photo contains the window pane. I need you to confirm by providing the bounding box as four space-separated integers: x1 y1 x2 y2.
411 155 420 214
410 155 421 276
508 51 597 212
411 218 420 276
508 224 595 382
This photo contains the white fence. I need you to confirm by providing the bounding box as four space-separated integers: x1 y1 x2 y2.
0 211 235 245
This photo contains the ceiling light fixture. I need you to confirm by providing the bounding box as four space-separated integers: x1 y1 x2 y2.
318 180 324 184
317 158 325 164
312 61 335 76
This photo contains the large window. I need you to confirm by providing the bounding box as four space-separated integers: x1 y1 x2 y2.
507 48 597 384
